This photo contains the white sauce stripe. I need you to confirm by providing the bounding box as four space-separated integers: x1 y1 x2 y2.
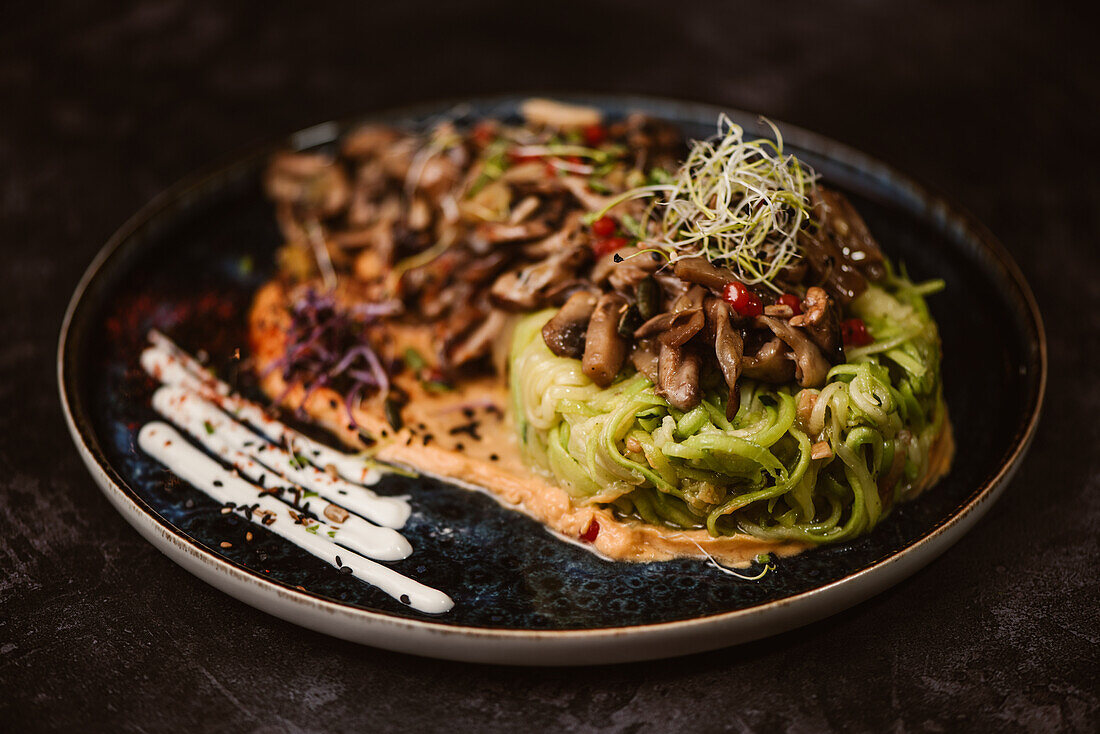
145 331 381 485
139 423 453 614
149 387 411 561
142 347 409 528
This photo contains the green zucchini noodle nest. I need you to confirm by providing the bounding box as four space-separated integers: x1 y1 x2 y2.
509 265 949 544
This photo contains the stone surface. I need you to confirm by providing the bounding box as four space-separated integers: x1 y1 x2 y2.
0 1 1096 731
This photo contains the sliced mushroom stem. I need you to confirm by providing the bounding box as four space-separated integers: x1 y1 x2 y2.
656 343 701 411
706 299 744 419
630 338 660 384
582 294 630 387
673 256 737 291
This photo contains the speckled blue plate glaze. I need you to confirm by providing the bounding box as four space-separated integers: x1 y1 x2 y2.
59 95 1045 664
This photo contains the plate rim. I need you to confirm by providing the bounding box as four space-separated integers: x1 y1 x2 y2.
57 93 1047 665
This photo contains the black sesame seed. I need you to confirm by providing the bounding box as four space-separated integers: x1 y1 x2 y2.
400 594 411 605
212 480 223 487
339 566 353 575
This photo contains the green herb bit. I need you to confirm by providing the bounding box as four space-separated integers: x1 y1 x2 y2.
404 347 428 372
647 167 673 185
587 177 612 194
203 421 216 435
620 213 648 240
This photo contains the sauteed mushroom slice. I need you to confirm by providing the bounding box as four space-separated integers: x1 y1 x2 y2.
413 153 463 199
522 212 585 259
264 152 350 217
656 343 701 411
818 188 887 282
489 246 589 311
660 286 707 347
798 228 867 304
582 294 629 387
472 220 552 247
706 299 744 418
342 125 403 159
558 176 616 213
590 246 661 284
447 309 509 367
633 286 706 348
792 286 844 363
520 98 602 128
542 292 599 359
742 338 796 383
673 257 737 291
630 338 660 384
756 315 831 388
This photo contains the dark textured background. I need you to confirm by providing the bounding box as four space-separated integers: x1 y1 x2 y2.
1 1 1096 731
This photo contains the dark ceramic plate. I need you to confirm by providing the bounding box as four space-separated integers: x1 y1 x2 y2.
59 95 1045 665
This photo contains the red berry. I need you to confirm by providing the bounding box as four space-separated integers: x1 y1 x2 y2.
841 318 873 347
580 519 600 543
777 293 802 315
471 121 496 146
722 281 764 318
593 236 628 258
582 124 607 146
591 216 617 237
